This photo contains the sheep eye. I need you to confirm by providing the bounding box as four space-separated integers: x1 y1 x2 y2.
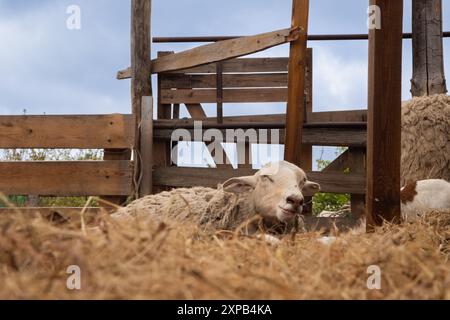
263 175 274 183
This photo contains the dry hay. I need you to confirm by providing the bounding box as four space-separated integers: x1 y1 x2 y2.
401 94 450 185
0 207 450 300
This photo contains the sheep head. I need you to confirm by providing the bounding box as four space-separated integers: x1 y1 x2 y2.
223 161 321 226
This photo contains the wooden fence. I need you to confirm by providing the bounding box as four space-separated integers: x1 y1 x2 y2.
0 114 135 198
0 0 407 227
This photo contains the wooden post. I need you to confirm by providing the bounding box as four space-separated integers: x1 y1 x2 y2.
131 0 152 197
301 48 313 215
157 52 174 120
153 51 173 194
348 147 366 220
216 62 224 124
411 0 447 96
139 96 153 197
301 48 313 170
284 0 309 166
367 0 403 227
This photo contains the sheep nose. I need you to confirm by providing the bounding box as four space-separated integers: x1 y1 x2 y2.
286 194 304 208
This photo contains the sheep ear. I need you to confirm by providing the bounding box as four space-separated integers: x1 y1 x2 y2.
303 181 321 195
223 176 257 194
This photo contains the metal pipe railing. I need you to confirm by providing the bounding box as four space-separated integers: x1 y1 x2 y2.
153 31 450 43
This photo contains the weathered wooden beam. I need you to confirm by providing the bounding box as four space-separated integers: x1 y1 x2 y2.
131 0 152 198
284 0 309 166
0 115 135 149
151 28 300 74
0 161 133 196
348 147 366 220
411 0 447 96
160 88 287 104
160 73 288 89
185 104 208 119
153 167 366 195
322 150 350 173
306 110 367 123
153 111 367 126
154 127 366 147
367 0 403 226
154 52 174 194
102 149 132 206
138 97 153 197
301 48 314 171
118 58 290 79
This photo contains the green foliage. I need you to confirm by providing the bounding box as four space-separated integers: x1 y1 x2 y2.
312 147 350 215
313 192 350 215
1 149 103 208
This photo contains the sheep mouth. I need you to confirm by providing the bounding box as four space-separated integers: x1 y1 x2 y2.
279 207 298 217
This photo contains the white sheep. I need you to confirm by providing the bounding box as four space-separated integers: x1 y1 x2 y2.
317 179 450 247
401 179 450 221
114 161 321 236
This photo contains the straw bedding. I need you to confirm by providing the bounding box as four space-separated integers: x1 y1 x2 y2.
0 206 449 299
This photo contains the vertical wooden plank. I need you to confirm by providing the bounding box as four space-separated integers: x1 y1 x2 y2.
302 48 313 215
367 0 403 227
173 104 180 119
301 48 313 170
411 0 447 96
139 96 153 197
216 62 224 124
348 147 366 220
157 52 174 119
131 0 153 197
284 0 309 166
154 51 173 194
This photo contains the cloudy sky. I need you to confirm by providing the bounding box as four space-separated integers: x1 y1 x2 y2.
0 0 449 166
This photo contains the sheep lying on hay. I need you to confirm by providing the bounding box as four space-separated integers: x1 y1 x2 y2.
114 161 321 236
401 94 450 185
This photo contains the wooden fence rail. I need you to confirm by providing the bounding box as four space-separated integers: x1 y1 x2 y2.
0 115 135 149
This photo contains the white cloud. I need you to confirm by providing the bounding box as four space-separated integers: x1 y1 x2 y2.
314 48 367 110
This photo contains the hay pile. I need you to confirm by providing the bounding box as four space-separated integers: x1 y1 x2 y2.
0 208 449 299
401 94 450 185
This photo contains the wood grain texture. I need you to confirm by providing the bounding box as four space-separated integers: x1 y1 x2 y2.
0 161 133 196
138 97 153 197
185 104 207 119
154 111 367 126
151 28 300 74
367 0 403 226
153 167 365 195
160 88 287 104
0 115 135 149
348 147 366 220
160 73 288 89
117 58 289 79
411 0 447 96
322 150 350 173
284 0 309 166
155 127 366 147
102 148 132 206
307 110 367 123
